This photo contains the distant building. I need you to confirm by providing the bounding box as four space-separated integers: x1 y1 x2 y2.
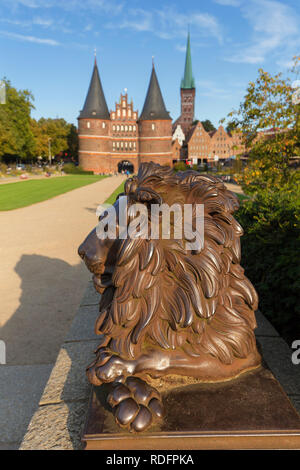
172 138 182 161
186 121 212 164
78 59 173 174
172 124 185 147
209 125 234 161
110 92 139 172
173 32 196 138
172 33 248 164
184 123 246 165
78 38 250 173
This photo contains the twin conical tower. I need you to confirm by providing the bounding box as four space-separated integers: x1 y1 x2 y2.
78 58 172 174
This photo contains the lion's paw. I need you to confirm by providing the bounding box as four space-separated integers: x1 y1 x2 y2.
86 349 135 385
107 376 164 432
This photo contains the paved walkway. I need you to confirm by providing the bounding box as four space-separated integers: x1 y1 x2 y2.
225 182 244 194
0 174 124 449
0 174 124 365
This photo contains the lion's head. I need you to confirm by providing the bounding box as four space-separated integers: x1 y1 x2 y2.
79 162 258 367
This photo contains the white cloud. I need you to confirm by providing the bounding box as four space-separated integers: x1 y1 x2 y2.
11 0 124 14
214 0 241 6
176 44 186 53
33 17 53 27
107 7 223 44
0 30 60 46
197 79 234 99
225 0 300 65
84 24 93 32
13 0 40 7
11 0 54 8
114 9 153 33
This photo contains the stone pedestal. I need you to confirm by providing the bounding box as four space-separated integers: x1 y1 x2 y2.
82 367 300 450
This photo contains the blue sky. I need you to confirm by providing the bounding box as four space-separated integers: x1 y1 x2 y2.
0 0 299 127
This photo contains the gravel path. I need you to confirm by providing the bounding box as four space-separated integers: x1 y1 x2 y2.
0 174 125 365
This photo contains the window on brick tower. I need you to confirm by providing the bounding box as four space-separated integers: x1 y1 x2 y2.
87 122 90 128
152 124 155 131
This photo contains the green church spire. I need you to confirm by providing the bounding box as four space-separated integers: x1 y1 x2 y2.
181 32 195 89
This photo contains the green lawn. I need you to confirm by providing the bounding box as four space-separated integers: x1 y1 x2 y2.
236 193 249 203
0 175 106 211
105 181 125 204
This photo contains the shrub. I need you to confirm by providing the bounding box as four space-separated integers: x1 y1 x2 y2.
173 161 188 172
0 163 7 175
63 163 93 175
236 183 300 344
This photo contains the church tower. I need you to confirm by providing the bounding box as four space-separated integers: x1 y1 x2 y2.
180 32 196 136
138 63 173 167
78 57 111 173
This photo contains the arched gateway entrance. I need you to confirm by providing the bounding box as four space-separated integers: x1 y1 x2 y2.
118 160 134 174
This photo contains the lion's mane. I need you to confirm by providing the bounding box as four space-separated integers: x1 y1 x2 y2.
96 163 258 365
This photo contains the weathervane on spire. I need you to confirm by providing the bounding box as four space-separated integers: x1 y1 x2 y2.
152 55 155 68
94 47 97 64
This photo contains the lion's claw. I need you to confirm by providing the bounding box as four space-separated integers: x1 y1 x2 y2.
107 376 164 432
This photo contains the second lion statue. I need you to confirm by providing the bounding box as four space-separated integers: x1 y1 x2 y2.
78 162 261 432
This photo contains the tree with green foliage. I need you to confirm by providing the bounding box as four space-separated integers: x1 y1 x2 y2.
225 57 300 194
31 117 74 159
236 176 300 343
201 119 216 133
173 161 188 172
66 124 79 161
227 58 300 342
225 121 237 134
0 79 36 162
0 78 79 163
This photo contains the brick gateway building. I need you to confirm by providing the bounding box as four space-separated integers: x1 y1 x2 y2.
78 59 173 174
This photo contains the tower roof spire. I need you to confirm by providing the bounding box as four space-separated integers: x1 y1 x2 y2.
181 31 195 89
139 62 171 121
79 57 110 120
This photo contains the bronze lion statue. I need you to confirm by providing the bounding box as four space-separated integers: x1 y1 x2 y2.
78 162 261 432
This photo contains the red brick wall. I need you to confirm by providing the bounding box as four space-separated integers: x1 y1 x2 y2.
180 88 195 135
78 114 173 173
78 118 111 172
138 120 172 162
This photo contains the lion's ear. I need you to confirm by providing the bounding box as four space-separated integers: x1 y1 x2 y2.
136 187 163 205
